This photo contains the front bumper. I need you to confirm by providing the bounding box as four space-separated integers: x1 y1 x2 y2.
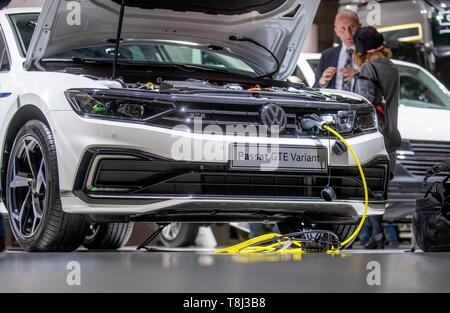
48 111 389 222
61 192 385 223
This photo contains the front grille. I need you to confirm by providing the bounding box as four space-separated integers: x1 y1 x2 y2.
160 104 299 136
152 102 376 138
82 154 389 202
399 140 450 177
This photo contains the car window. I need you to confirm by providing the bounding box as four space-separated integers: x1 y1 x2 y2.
289 66 307 85
307 59 319 73
398 65 450 110
8 13 39 55
0 28 10 72
8 12 256 76
49 43 256 76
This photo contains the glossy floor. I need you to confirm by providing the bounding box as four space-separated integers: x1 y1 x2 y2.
0 248 449 292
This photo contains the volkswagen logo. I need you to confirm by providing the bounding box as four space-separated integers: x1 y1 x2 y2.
260 103 287 134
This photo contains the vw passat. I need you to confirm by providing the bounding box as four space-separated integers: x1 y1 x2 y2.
0 0 389 251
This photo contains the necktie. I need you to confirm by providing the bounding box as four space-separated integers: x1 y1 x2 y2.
342 48 354 91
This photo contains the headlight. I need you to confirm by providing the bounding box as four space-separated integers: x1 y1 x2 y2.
356 109 378 132
319 109 377 134
65 89 176 122
319 110 356 133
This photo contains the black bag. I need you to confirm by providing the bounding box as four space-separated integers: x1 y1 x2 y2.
413 159 450 252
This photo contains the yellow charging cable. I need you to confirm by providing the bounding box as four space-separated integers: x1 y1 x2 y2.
323 125 369 247
215 124 369 253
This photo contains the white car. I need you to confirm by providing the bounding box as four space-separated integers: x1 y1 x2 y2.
0 1 389 252
295 53 450 221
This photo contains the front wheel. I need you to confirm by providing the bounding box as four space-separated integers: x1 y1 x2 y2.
5 120 88 252
83 223 134 250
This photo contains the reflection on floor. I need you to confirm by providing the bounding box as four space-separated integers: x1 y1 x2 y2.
1 247 449 292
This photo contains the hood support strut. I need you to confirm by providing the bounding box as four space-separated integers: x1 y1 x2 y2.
112 0 126 79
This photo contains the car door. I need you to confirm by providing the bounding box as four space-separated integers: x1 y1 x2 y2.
0 26 12 98
396 63 450 142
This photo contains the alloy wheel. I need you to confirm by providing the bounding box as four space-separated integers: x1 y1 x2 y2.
8 136 48 239
161 223 183 241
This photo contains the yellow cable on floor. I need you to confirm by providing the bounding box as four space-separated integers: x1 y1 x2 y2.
215 124 369 254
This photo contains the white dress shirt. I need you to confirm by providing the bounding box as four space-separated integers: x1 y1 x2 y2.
335 44 358 90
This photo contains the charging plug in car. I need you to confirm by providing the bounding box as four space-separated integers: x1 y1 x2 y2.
299 114 328 134
321 186 337 202
332 140 347 156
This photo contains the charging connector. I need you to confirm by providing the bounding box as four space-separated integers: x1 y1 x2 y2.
299 114 329 133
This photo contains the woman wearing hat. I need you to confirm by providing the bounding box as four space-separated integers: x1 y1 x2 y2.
353 26 402 249
354 26 402 158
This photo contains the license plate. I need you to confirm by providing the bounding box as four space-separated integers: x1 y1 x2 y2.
230 144 328 172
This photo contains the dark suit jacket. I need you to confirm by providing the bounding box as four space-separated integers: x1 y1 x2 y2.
313 45 341 89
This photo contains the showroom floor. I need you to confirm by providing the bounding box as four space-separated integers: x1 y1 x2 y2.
1 248 449 292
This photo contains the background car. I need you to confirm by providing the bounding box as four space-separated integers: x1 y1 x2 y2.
294 53 450 223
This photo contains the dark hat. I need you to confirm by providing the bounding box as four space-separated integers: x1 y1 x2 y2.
354 26 385 54
0 0 11 10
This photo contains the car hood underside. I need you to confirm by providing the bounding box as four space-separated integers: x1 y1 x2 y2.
25 0 320 80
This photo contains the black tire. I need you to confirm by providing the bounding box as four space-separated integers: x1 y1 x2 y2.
277 219 357 244
326 224 358 244
83 223 134 250
159 223 200 247
5 120 89 252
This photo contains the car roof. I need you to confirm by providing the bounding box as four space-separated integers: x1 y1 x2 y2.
1 8 41 15
299 52 426 70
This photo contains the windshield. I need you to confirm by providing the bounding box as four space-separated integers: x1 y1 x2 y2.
398 64 450 110
8 13 39 56
8 12 256 76
49 43 256 76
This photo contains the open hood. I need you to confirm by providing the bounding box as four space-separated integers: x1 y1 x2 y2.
25 0 320 80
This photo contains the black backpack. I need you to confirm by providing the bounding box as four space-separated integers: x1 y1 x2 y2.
413 159 450 252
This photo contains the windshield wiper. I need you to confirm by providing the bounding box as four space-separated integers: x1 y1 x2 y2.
43 57 114 65
171 63 232 74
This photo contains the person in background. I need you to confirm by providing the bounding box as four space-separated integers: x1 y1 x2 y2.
314 10 361 90
353 26 402 249
0 1 10 10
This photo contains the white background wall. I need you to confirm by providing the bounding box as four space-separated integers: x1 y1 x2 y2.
303 24 319 53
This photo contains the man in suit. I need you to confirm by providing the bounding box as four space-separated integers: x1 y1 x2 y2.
314 10 361 90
